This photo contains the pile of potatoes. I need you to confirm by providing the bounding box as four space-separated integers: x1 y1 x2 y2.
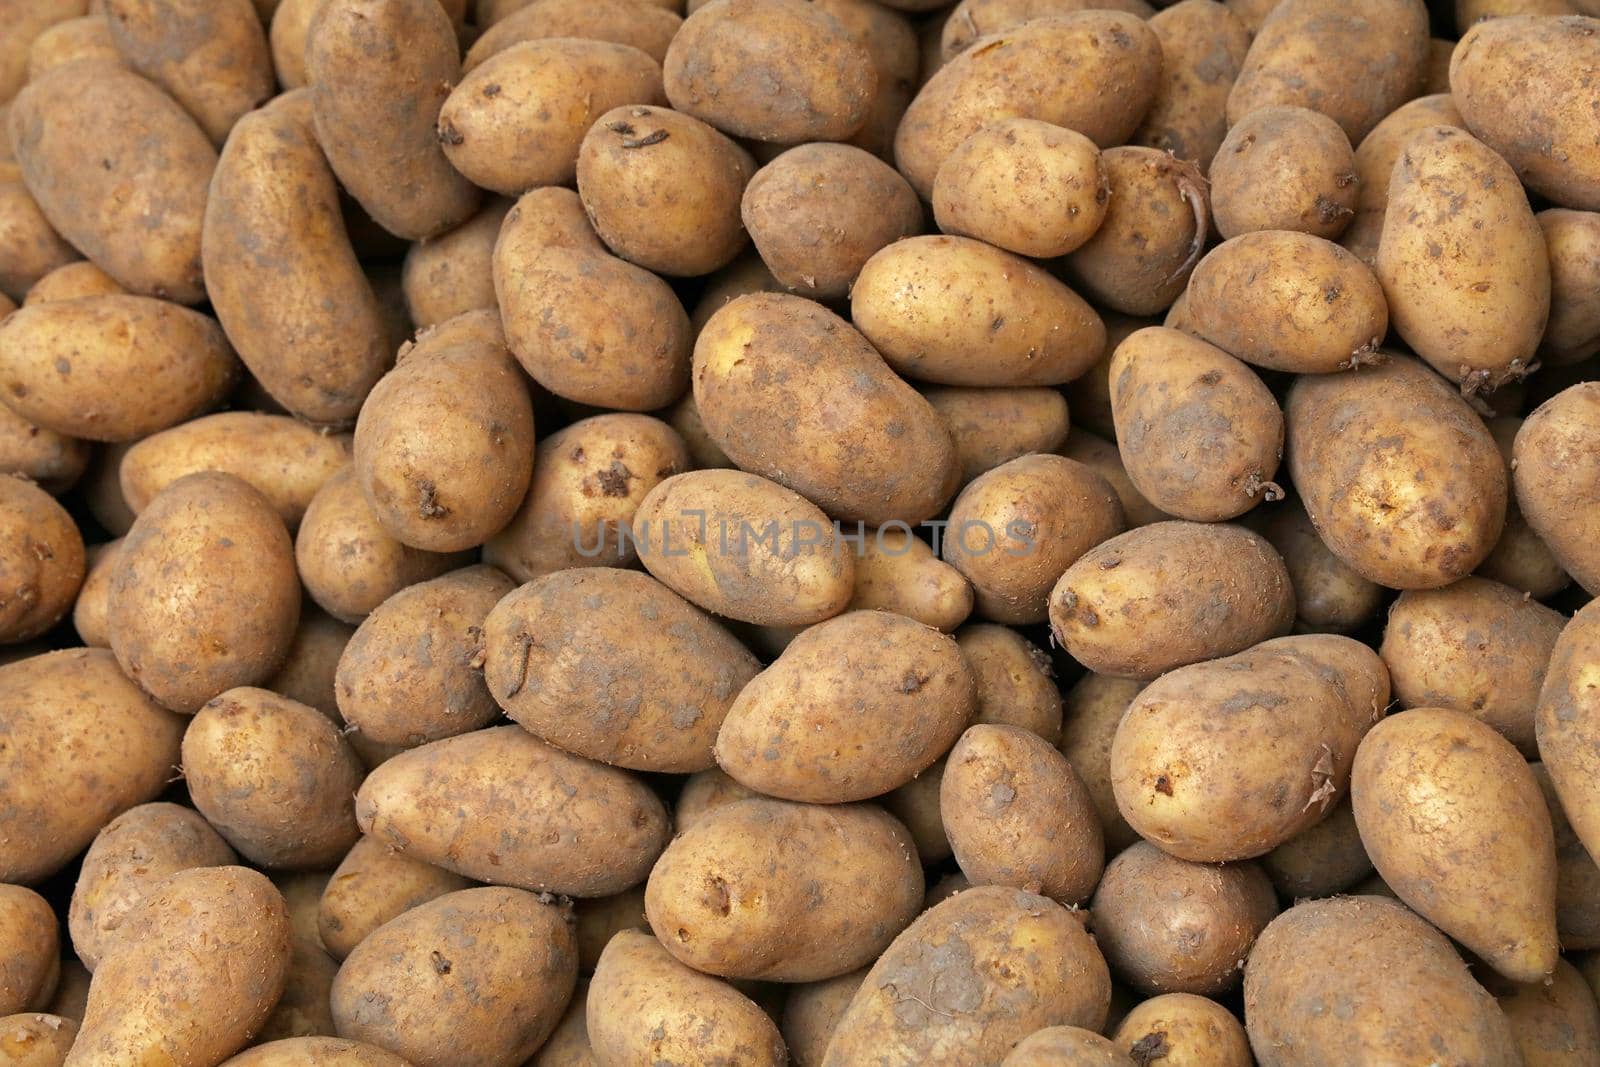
4 0 1600 1063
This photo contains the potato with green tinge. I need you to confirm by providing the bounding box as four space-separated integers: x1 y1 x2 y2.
1515 384 1600 595
925 387 1071 486
1112 994 1252 1067
400 200 510 331
464 0 683 68
1262 501 1383 634
0 886 59 1015
1211 106 1358 239
847 527 973 632
1135 0 1251 171
0 476 83 644
317 836 471 962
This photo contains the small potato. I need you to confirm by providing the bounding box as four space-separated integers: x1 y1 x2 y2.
1211 106 1358 239
1515 384 1600 595
1378 126 1549 393
688 252 780 336
464 0 683 68
939 0 1157 58
0 476 84 644
1061 147 1209 316
263 609 353 720
854 236 1105 387
1262 501 1382 634
716 610 974 802
1287 356 1507 589
109 472 300 713
823 886 1112 1065
882 760 950 865
932 119 1108 258
0 0 89 102
645 798 922 981
848 527 973 632
484 568 760 772
1059 673 1143 852
1135 0 1252 171
317 836 471 961
0 179 77 305
1050 521 1294 679
0 295 237 442
67 803 235 971
925 387 1071 486
21 262 124 305
572 890 647 972
894 12 1162 198
1091 843 1277 995
0 886 58 1015
1535 601 1600 899
942 724 1103 903
663 0 876 143
694 294 959 525
1540 209 1600 365
356 726 669 896
1261 798 1371 900
743 143 920 298
400 200 509 331
483 415 688 582
674 767 759 833
588 931 786 1067
1061 430 1171 528
440 41 664 196
1350 93 1463 217
1184 231 1387 375
1110 993 1254 1067
1487 958 1600 1067
71 540 119 649
219 1038 412 1066
0 1013 79 1067
943 454 1124 624
783 969 867 1067
268 0 318 88
9 62 215 303
295 467 468 623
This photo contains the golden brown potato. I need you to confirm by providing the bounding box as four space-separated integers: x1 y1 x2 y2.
1535 601 1600 901
1050 521 1294 679
1061 430 1170 528
693 294 959 525
44 963 87 1025
0 886 58 1015
663 0 876 144
400 200 509 331
1059 673 1143 853
220 1037 412 1066
1287 356 1507 589
465 0 682 69
71 540 118 649
523 981 594 1067
0 476 83 643
1350 93 1462 217
782 969 866 1067
1514 385 1600 594
1262 501 1382 634
882 759 950 864
1484 958 1600 1067
21 261 122 305
1002 1027 1133 1066
810 0 917 159
687 251 781 336
894 12 1162 198
356 726 669 896
1061 147 1208 316
743 143 920 298
1110 993 1254 1067
925 387 1071 486
1539 209 1600 371
1135 0 1251 171
571 889 647 973
24 12 115 75
673 767 758 833
940 0 1156 58
823 886 1112 1065
317 836 471 961
0 1013 79 1067
263 609 353 724
267 0 317 88
0 179 77 305
847 526 973 632
0 0 88 104
1377 126 1549 393
1211 106 1358 239
931 119 1108 258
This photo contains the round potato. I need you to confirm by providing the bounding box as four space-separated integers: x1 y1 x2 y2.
1134 0 1252 171
572 889 648 973
882 760 950 865
1211 106 1358 239
1515 383 1600 595
1261 797 1371 900
1059 673 1143 853
1003 1027 1132 1067
0 476 83 644
0 178 78 304
1110 993 1255 1067
400 199 509 331
847 526 973 632
1490 958 1600 1067
0 886 58 1015
464 0 683 68
1262 501 1383 635
317 836 471 962
21 261 124 306
925 387 1071 487
268 0 317 88
1540 208 1600 366
219 1037 412 1066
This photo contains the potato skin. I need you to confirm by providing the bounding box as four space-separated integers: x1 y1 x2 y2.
316 836 471 962
1287 356 1507 589
22 261 124 305
1515 383 1600 594
1492 958 1600 1067
400 199 509 331
1350 92 1463 217
1135 0 1251 171
356 725 669 896
783 969 867 1067
109 471 300 713
0 0 87 104
1050 521 1293 679
925 387 1071 486
939 0 1156 58
0 1013 79 1067
664 0 877 143
1061 430 1170 528
848 526 973 632
1540 208 1600 366
1262 502 1382 635
0 476 83 644
8 62 214 303
464 0 683 68
822 886 1112 1066
219 1038 413 1066
71 540 119 649
1243 896 1520 1067
0 295 237 442
694 294 959 526
1110 993 1252 1067
1211 106 1358 239
1535 600 1600 891
330 887 577 1067
484 568 759 772
1059 673 1143 853
0 886 58 1015
0 178 77 303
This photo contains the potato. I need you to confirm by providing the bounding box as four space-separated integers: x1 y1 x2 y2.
316 838 470 962
1211 107 1358 239
260 609 350 719
807 0 916 159
1110 993 1252 1067
1352 707 1557 982
22 262 123 305
0 295 237 442
1262 501 1382 634
306 0 479 240
44 963 87 1025
0 475 84 643
0 886 58 1015
220 1037 412 1066
688 252 780 337
400 200 509 331
1134 0 1251 171
70 540 118 649
495 185 603 263
882 759 950 864
894 12 1162 198
109 472 299 712
1515 384 1600 595
0 0 87 104
853 236 1105 388
1061 430 1170 528
1001 1027 1132 1066
1484 958 1600 1067
1451 15 1600 212
1226 0 1430 144
1533 763 1600 953
931 119 1108 258
440 41 664 197
939 0 1156 58
1287 356 1507 589
1350 93 1462 217
70 866 291 1067
8 62 214 303
356 726 669 896
716 610 974 801
1061 147 1209 316
203 92 390 426
1112 634 1388 861
925 388 1070 487
465 0 682 68
0 176 78 303
1535 601 1600 889
674 768 759 834
0 1013 79 1067
253 871 335 1044
694 294 959 525
1059 673 1143 853
1050 521 1294 679
1540 209 1600 366
663 0 876 144
822 886 1112 1065
67 803 235 971
783 969 866 1067
267 0 317 88
846 526 972 631
588 931 786 1066
1377 125 1549 394
524 979 593 1067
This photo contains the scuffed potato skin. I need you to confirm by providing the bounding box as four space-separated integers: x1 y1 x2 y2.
1111 994 1253 1067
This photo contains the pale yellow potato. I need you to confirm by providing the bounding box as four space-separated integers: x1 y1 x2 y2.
1535 600 1600 900
1135 0 1252 171
21 262 123 305
0 178 77 304
1514 384 1600 595
1351 93 1462 216
1003 1028 1133 1066
673 767 758 833
1110 993 1254 1067
939 0 1157 58
219 1038 412 1066
848 526 972 631
267 0 317 88
71 540 118 648
925 387 1071 486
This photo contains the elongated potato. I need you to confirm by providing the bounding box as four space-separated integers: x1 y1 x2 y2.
464 0 683 68
849 526 972 632
0 177 77 303
1536 601 1600 888
925 387 1071 486
0 886 59 1015
1135 0 1251 171
1059 673 1143 852
0 476 84 644
1050 521 1293 679
317 836 471 961
1515 383 1600 594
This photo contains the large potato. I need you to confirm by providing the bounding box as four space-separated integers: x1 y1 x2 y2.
0 177 77 303
463 0 683 67
317 836 471 961
1049 521 1294 679
0 476 83 644
1059 673 1143 852
0 886 58 1015
1262 501 1382 634
400 199 509 331
1540 208 1600 366
925 387 1071 486
1514 383 1600 594
1211 106 1358 239
484 568 760 772
1134 0 1251 171
1111 994 1252 1067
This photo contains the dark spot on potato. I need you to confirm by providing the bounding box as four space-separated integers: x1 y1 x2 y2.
430 950 451 975
482 83 500 97
417 481 447 518
1154 775 1173 796
620 129 669 149
437 120 464 146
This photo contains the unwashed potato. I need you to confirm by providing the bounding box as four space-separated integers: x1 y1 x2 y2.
1211 106 1358 239
693 294 959 526
1349 92 1463 217
1134 0 1252 171
822 886 1112 1065
45 963 88 1026
71 540 119 648
1050 521 1294 679
1533 763 1600 954
0 0 88 104
8 61 215 303
0 295 237 442
1486 958 1600 1067
0 649 184 884
1287 356 1507 589
1002 1028 1132 1066
1262 501 1382 634
109 472 300 713
464 0 683 68
440 40 664 197
1059 673 1143 853
716 610 974 801
572 889 648 972
782 969 867 1067
663 0 876 144
1536 600 1600 891
0 476 83 644
21 261 123 305
893 12 1162 198
250 870 337 1046
1377 125 1549 394
645 798 922 981
939 0 1157 58
1090 842 1277 995
400 199 509 331
219 1037 412 1066
1540 209 1600 366
1515 384 1600 595
0 177 78 303
927 387 1071 489
0 1013 79 1067
942 453 1124 624
1061 430 1171 528
803 0 918 159
882 760 950 865
1112 634 1388 861
0 886 58 1015
262 609 354 726
267 0 318 88
317 836 471 961
847 527 973 632
330 887 577 1067
356 726 670 896
673 767 759 833
1110 993 1253 1067
1261 797 1371 900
